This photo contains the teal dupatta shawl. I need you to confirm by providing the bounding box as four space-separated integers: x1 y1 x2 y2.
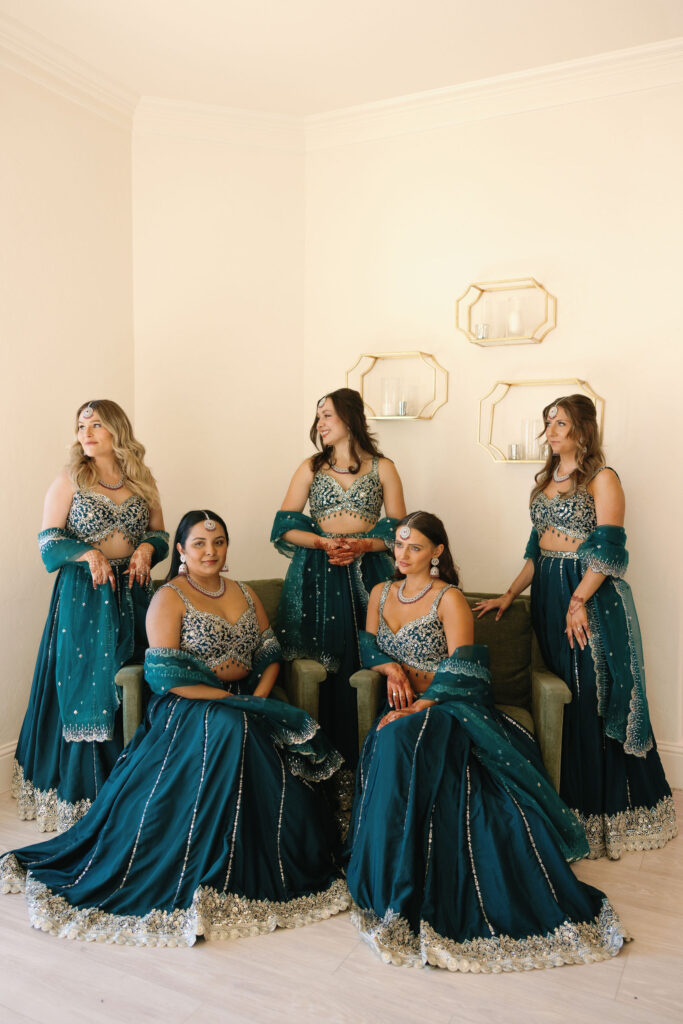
360 631 589 862
270 510 397 670
525 524 652 756
38 527 168 743
144 646 343 781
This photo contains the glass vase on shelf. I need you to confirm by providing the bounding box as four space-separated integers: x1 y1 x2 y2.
381 378 400 417
523 418 544 461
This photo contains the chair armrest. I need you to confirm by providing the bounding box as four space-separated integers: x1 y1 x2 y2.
350 669 384 750
284 659 327 720
116 665 145 747
531 668 572 792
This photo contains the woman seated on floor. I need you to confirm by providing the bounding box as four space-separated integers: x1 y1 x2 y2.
1 509 349 946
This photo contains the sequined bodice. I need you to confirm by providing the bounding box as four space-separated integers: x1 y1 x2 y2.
164 583 261 671
376 582 454 672
308 457 383 524
530 482 603 542
66 490 150 548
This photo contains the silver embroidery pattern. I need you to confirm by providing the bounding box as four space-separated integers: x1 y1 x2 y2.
377 582 454 672
575 796 678 859
0 865 350 946
351 898 628 971
66 491 150 547
164 583 261 671
10 760 91 834
530 489 597 542
309 461 383 524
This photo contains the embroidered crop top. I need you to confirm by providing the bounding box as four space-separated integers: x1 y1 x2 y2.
66 490 150 548
529 468 614 542
376 582 454 673
308 456 383 525
164 582 261 671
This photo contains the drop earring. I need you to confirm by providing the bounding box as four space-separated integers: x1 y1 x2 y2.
222 560 229 572
430 557 440 578
179 554 187 575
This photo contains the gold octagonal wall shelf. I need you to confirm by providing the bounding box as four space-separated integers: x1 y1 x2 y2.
456 277 557 346
478 379 605 463
346 352 448 420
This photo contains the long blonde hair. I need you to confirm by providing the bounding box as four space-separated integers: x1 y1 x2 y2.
530 394 605 504
68 399 161 508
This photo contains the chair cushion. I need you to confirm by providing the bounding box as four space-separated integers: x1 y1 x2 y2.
243 578 283 624
465 592 532 710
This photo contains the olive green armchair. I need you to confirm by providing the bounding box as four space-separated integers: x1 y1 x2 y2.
115 578 327 746
349 592 571 791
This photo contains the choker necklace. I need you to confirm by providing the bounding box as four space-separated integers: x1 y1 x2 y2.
186 574 225 599
329 462 355 474
553 466 573 483
98 474 125 490
397 580 432 604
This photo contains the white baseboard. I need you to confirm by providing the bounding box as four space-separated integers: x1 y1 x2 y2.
0 741 15 794
659 742 683 792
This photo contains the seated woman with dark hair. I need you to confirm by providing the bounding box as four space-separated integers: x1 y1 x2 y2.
1 510 348 946
345 511 629 972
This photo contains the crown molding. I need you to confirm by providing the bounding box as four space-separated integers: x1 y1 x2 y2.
0 13 137 127
134 97 305 153
305 38 683 150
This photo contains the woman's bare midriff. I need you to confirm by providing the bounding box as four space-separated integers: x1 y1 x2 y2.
316 513 376 536
403 664 434 695
537 529 581 552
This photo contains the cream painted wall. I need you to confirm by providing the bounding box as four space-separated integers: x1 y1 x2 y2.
0 66 134 760
132 119 305 583
303 81 683 783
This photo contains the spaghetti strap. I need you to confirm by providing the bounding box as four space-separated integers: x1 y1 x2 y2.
236 581 255 610
378 580 392 618
162 582 193 610
432 584 455 611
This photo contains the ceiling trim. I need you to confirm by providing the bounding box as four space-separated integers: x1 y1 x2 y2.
0 12 137 127
304 37 683 150
134 97 304 153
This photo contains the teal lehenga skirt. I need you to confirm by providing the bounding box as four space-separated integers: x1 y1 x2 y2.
531 549 677 859
12 558 149 832
1 693 349 946
346 705 628 972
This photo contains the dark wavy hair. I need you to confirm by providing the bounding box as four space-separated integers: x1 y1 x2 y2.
530 394 605 504
166 509 229 581
309 387 384 474
392 511 461 588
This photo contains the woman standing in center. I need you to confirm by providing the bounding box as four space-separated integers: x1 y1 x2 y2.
271 388 406 768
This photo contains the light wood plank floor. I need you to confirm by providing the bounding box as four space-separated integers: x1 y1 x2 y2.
0 789 680 1024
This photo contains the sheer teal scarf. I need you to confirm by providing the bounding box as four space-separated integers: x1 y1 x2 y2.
526 525 651 756
270 510 397 670
38 528 146 742
144 646 343 781
360 631 589 862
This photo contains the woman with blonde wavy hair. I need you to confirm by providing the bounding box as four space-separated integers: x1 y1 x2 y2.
11 399 168 833
475 395 676 858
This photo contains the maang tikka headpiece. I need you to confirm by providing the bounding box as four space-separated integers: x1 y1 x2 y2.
81 402 94 419
202 510 217 531
398 512 420 540
547 406 558 420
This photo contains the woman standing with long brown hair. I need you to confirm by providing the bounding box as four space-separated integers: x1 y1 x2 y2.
12 400 168 832
271 388 406 768
475 395 676 858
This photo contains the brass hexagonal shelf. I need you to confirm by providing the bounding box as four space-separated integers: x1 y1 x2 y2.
456 277 557 346
346 352 448 420
478 379 605 463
